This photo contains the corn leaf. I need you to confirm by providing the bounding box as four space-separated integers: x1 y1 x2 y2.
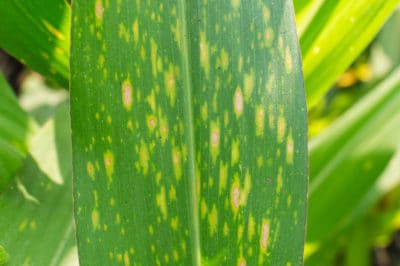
0 73 32 190
0 103 76 265
0 0 70 87
294 0 399 108
71 0 307 265
307 67 400 259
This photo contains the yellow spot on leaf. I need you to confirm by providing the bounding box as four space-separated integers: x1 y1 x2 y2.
126 120 133 131
121 78 133 111
93 190 99 207
257 156 263 168
231 177 241 214
238 224 244 241
104 150 114 185
92 209 100 230
285 46 293 73
248 214 255 241
29 220 37 230
231 139 240 165
201 103 208 121
159 116 169 143
169 186 177 201
262 4 270 21
172 148 182 181
110 197 115 207
140 140 149 175
107 115 112 124
146 90 156 111
124 251 130 266
200 32 210 78
150 38 158 77
118 23 130 42
286 130 294 164
164 64 177 106
171 216 179 230
277 113 286 143
265 27 274 46
42 20 66 41
87 161 95 180
238 55 243 73
148 225 154 235
156 186 167 220
223 222 229 236
255 106 265 136
260 219 270 253
132 19 139 44
232 0 240 9
238 256 246 266
95 0 103 21
234 87 243 117
208 204 218 236
173 250 179 262
116 213 121 224
276 166 283 194
18 219 28 232
218 48 229 71
210 121 220 163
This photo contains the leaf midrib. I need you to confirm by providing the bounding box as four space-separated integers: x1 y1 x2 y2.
177 1 200 265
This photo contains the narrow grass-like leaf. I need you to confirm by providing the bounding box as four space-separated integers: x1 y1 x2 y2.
0 73 31 190
0 0 70 87
0 104 75 265
307 67 400 258
294 0 399 108
71 1 307 265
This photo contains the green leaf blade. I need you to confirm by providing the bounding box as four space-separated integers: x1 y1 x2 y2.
71 1 307 265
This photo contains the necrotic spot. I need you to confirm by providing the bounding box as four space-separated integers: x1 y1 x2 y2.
122 79 133 111
95 0 103 20
234 87 243 117
260 219 270 252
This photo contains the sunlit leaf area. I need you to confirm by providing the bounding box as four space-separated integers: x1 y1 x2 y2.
0 1 399 265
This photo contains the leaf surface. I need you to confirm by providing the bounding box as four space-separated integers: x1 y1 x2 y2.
71 1 307 265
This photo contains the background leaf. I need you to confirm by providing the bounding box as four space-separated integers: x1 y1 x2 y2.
0 73 32 190
71 0 307 265
0 0 70 87
294 0 399 108
0 103 77 266
306 67 400 261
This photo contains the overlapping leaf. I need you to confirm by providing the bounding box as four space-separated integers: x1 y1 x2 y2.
0 0 70 87
306 67 400 261
0 103 77 266
0 73 32 190
294 0 399 108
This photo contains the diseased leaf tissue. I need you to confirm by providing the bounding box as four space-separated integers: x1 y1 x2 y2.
71 0 307 265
